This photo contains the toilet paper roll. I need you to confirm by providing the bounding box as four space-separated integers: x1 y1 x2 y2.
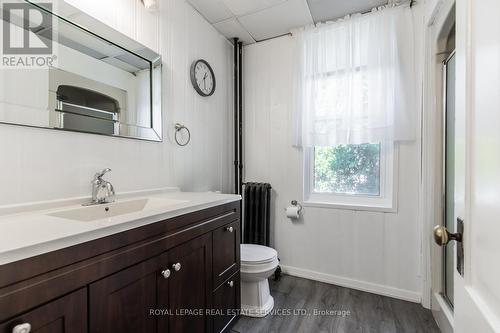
286 206 300 219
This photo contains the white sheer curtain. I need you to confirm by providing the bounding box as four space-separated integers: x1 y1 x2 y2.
293 4 416 147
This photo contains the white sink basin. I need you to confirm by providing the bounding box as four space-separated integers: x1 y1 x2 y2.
47 197 188 222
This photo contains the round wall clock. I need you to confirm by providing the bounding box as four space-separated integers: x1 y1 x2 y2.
190 59 216 97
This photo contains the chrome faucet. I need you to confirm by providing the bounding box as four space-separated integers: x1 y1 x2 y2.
84 168 115 206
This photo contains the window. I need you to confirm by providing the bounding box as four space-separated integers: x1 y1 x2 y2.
294 9 410 212
314 143 380 196
304 142 397 212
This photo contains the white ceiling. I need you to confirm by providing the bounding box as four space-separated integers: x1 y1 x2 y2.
186 0 388 44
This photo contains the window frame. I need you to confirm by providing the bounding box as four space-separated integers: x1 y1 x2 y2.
303 142 398 212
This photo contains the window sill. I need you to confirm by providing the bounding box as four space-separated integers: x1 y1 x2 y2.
302 200 397 213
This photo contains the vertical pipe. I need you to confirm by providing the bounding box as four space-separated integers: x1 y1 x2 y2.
236 41 244 238
233 38 239 195
238 41 243 196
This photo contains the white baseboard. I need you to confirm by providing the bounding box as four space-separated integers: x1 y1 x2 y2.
280 265 421 303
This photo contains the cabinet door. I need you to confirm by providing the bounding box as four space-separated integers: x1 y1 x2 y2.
0 289 86 333
213 220 240 287
159 234 212 333
89 256 162 333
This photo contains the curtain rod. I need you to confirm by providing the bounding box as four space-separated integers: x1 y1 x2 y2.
252 0 416 44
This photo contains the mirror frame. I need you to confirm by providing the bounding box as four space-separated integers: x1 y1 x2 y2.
0 0 163 142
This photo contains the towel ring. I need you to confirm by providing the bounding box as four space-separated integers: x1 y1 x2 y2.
174 123 191 146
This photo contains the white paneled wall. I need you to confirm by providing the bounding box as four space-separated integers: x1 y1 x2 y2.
243 18 424 301
64 0 158 52
0 0 234 205
161 0 234 194
135 0 160 52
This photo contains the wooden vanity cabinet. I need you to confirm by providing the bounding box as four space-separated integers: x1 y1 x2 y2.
213 220 240 287
212 220 241 333
0 289 87 333
0 201 240 333
89 256 161 332
89 233 213 333
213 272 240 333
160 233 213 333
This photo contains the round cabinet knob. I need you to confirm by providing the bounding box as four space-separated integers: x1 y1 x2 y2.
225 226 234 233
227 280 234 288
172 263 181 271
161 269 171 279
12 323 31 333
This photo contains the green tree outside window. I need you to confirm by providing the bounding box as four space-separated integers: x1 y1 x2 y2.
314 143 381 195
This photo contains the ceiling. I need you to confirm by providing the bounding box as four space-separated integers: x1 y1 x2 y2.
186 0 388 44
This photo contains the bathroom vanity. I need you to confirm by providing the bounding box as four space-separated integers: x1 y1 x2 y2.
0 191 241 333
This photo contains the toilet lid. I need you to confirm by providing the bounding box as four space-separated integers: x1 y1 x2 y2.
241 244 277 264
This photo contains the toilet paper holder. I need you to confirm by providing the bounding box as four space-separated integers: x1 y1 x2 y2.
290 200 303 214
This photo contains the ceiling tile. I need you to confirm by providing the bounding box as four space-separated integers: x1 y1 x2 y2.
186 0 233 23
221 0 287 16
307 0 387 23
213 18 256 45
238 0 313 41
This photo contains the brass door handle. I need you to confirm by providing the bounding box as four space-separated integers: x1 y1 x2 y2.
433 225 463 246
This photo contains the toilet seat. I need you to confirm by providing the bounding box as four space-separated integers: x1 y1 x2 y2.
241 244 277 264
241 244 278 275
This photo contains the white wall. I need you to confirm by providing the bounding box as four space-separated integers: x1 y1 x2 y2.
0 0 234 205
243 5 425 302
64 0 160 53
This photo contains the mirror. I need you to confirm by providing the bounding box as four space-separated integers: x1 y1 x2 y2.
0 0 162 141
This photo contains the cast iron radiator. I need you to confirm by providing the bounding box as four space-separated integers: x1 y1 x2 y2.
243 182 272 246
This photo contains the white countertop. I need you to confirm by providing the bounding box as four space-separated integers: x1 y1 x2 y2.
0 188 241 265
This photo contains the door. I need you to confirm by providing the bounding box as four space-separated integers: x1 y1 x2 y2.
0 289 87 333
89 256 162 333
158 233 213 333
453 0 500 331
89 234 213 333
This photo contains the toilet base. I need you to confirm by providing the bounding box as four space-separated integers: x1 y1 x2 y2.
240 278 274 317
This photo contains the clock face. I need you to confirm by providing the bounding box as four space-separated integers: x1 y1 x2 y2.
190 60 216 96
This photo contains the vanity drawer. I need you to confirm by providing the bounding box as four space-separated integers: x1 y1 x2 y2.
213 272 240 333
212 220 240 287
0 289 87 333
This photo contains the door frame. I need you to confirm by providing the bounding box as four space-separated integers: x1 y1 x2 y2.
419 0 456 332
442 49 456 308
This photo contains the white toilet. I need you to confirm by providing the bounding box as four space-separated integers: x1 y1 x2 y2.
240 244 279 317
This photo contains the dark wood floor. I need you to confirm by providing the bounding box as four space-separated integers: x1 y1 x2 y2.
232 275 440 333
